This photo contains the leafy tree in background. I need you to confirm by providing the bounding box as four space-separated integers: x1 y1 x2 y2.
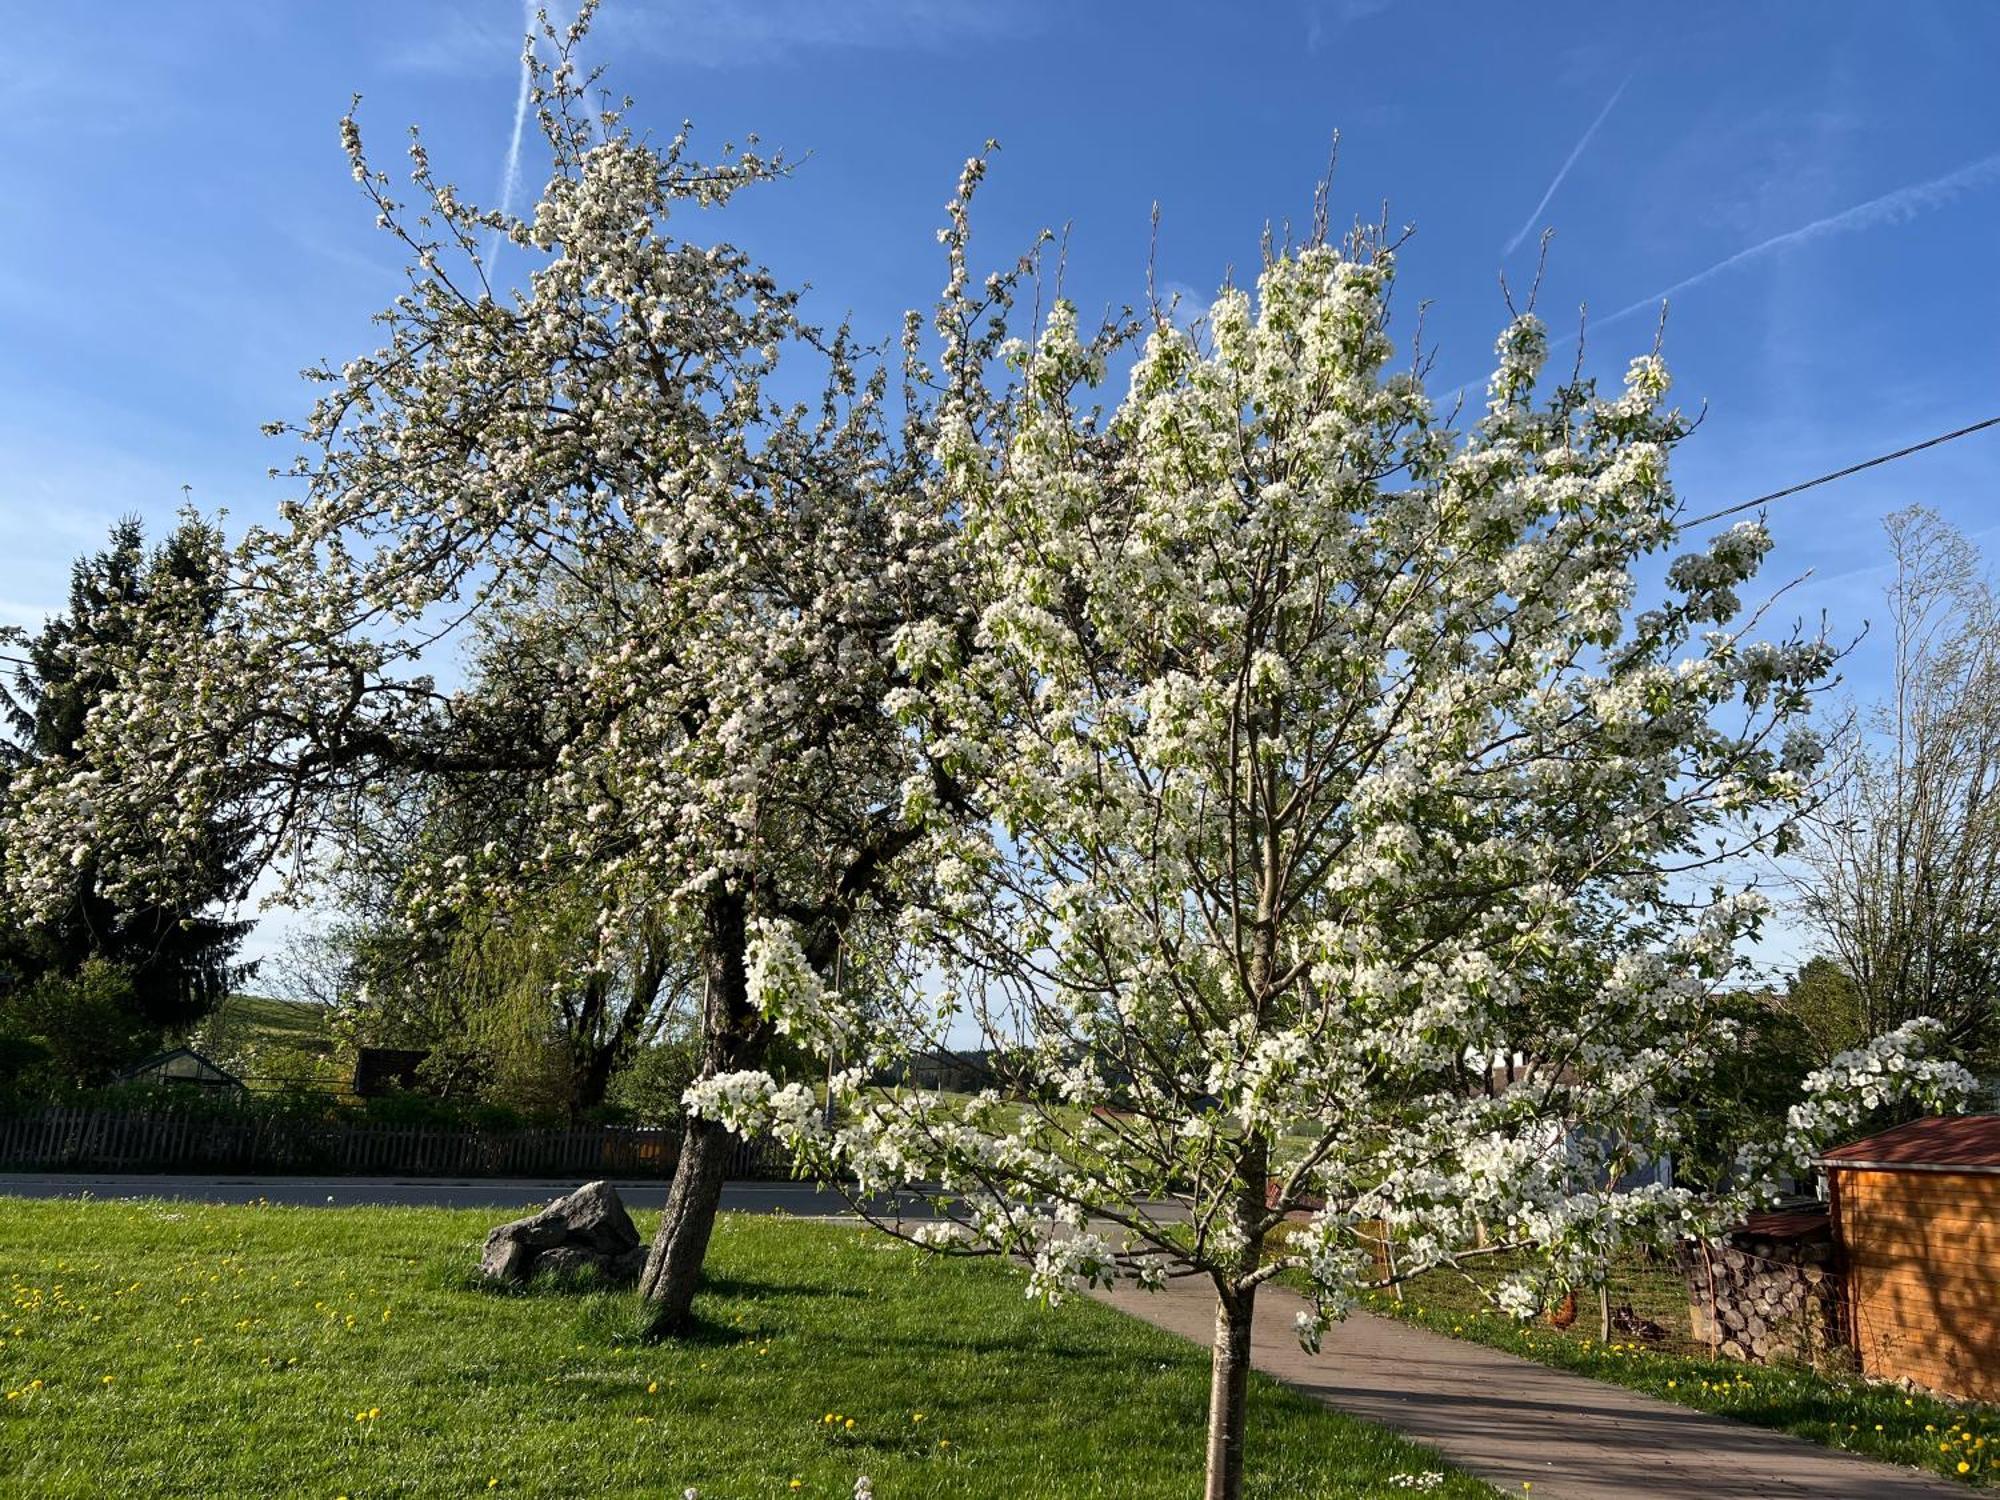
1666 987 1816 1191
1776 954 1870 1064
0 518 252 1082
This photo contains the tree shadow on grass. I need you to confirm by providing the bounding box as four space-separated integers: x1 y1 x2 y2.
817 1322 1148 1369
698 1271 867 1302
655 1312 762 1348
440 1260 640 1301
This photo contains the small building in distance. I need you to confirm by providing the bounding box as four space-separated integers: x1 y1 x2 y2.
884 1048 1011 1095
1820 1114 2000 1404
117 1047 244 1091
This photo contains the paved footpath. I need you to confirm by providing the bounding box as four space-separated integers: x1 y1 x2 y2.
1094 1278 1967 1499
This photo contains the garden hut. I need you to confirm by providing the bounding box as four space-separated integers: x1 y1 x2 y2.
1818 1115 2000 1403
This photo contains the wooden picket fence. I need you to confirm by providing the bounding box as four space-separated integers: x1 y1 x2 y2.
0 1105 787 1179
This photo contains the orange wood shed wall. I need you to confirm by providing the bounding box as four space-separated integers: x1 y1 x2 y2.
1833 1167 2000 1404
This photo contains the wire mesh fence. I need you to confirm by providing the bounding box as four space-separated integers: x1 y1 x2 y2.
1354 1227 1854 1374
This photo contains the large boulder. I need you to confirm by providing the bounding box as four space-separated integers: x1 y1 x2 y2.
479 1180 645 1285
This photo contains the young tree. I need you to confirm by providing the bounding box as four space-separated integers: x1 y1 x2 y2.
1794 507 2000 1064
692 237 1968 1499
2 8 992 1332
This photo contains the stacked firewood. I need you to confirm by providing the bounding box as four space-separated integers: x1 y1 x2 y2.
1683 1214 1845 1367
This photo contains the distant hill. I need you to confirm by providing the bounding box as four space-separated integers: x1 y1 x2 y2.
178 993 341 1088
213 993 337 1055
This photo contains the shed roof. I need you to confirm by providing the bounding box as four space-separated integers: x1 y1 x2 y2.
118 1047 243 1087
1735 1205 1831 1240
1817 1114 2000 1173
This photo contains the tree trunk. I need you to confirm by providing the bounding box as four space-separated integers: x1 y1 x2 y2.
573 1040 619 1116
637 1112 735 1334
1203 1112 1269 1500
637 884 757 1336
575 937 678 1116
1203 1282 1257 1500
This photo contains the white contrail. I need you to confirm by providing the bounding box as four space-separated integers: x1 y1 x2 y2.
487 1 537 271
1503 76 1630 257
1595 148 2000 333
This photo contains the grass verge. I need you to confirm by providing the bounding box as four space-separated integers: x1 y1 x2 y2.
0 1196 1487 1498
1348 1276 1998 1487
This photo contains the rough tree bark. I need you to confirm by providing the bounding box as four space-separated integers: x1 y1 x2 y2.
638 886 764 1336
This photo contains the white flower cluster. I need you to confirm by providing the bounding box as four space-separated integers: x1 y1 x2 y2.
1753 1017 1979 1185
682 1071 822 1142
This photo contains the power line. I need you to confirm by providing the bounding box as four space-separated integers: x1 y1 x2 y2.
1684 412 2000 529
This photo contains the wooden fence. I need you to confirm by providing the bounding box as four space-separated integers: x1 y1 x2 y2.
0 1106 787 1180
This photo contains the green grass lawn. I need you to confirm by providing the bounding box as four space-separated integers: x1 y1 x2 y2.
0 1198 1488 1499
1351 1271 1999 1488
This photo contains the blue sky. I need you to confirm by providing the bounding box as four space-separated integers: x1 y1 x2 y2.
3 0 1998 968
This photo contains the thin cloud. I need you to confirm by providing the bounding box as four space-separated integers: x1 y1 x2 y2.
1596 148 2000 333
1305 0 1397 53
488 1 537 271
394 1 1034 74
1503 76 1630 257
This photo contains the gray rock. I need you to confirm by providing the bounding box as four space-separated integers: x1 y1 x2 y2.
550 1179 642 1254
535 1244 611 1279
478 1230 533 1283
478 1180 645 1285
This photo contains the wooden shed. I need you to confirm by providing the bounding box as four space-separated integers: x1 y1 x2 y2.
1819 1115 2000 1403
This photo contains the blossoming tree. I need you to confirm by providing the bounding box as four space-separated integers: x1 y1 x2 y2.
2 8 1004 1333
691 234 1972 1497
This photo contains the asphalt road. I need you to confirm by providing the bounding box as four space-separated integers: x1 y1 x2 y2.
0 1174 941 1218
